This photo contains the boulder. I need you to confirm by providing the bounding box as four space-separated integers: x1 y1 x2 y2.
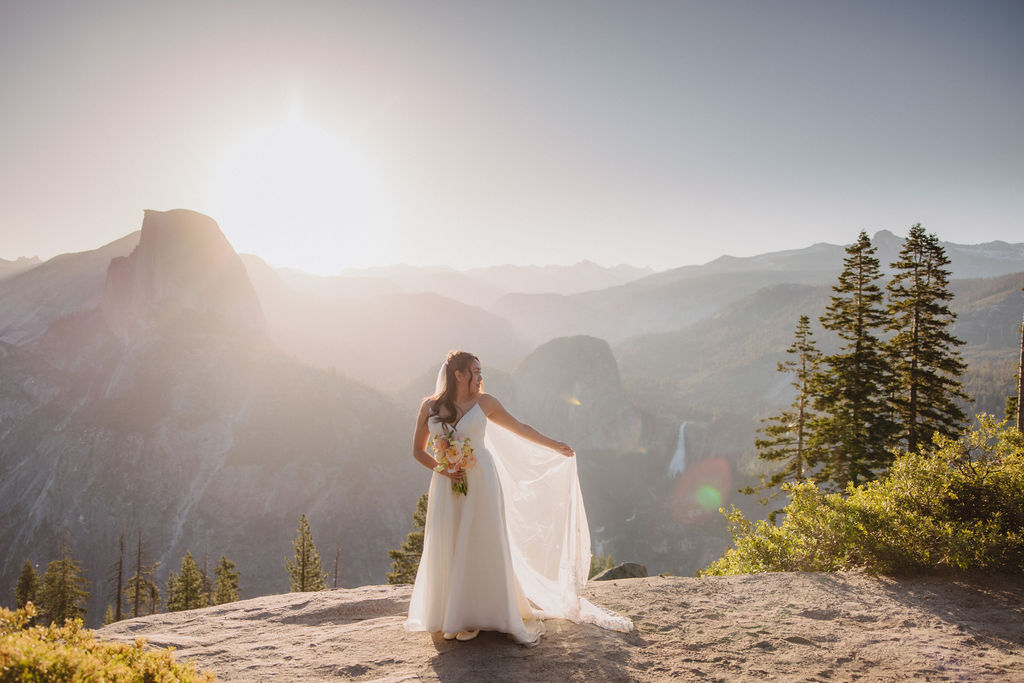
592 562 648 581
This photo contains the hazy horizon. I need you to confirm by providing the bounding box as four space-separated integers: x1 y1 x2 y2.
3 217 1023 277
3 1 1021 274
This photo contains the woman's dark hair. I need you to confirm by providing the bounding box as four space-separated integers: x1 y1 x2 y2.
430 350 479 426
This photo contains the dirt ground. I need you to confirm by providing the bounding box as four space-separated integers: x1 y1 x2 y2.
98 571 1024 682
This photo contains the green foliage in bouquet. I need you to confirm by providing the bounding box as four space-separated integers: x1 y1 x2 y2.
702 416 1024 575
0 603 215 682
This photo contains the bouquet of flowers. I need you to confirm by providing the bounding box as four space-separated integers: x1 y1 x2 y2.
429 424 477 496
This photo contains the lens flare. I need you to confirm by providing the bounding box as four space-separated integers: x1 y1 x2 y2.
670 456 733 522
696 485 723 510
563 395 581 406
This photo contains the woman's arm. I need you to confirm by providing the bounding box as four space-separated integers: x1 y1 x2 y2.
412 399 465 480
478 393 575 457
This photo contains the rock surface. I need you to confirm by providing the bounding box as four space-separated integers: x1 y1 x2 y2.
511 335 641 454
102 209 265 337
593 562 649 581
98 571 1024 682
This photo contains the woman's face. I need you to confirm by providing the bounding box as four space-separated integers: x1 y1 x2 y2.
457 360 483 398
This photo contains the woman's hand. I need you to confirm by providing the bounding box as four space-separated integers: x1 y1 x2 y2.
552 442 575 458
437 466 466 482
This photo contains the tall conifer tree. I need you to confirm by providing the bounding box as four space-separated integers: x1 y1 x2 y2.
387 493 428 584
287 514 327 592
213 556 241 604
14 559 40 609
745 316 821 507
166 551 208 611
333 546 341 589
886 224 968 452
109 529 125 622
38 538 90 624
201 552 214 606
124 528 161 617
812 231 895 485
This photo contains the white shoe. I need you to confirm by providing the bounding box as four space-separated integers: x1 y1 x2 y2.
456 629 480 641
442 632 458 640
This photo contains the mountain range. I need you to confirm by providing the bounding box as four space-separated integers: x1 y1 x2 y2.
1 211 1021 625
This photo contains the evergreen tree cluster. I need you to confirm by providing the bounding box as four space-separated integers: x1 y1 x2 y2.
13 527 245 626
15 536 89 627
751 226 974 500
12 513 338 625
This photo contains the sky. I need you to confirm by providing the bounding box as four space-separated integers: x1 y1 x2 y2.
1 0 1022 274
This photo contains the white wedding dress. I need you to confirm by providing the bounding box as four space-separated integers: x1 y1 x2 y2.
404 402 633 645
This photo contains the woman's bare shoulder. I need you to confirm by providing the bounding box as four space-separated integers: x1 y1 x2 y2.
477 393 503 412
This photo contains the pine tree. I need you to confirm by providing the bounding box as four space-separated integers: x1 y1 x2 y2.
745 316 821 507
387 494 428 584
213 556 241 604
812 231 896 485
14 559 40 609
148 583 161 615
166 551 209 611
886 224 969 452
37 539 90 625
124 528 161 617
333 546 340 589
201 552 214 606
286 514 327 592
109 529 125 623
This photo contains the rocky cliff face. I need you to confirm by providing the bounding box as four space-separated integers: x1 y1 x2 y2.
0 210 422 626
510 335 641 454
101 209 265 338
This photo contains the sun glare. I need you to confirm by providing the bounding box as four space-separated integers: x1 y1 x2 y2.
206 115 391 274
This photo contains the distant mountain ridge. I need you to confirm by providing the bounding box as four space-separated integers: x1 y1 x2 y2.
326 260 654 308
0 232 140 345
2 215 1022 605
0 256 42 280
491 230 1024 346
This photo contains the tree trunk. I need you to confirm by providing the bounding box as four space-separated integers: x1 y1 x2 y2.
134 529 143 617
115 530 124 621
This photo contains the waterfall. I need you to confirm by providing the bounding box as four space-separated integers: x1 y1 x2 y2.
668 421 687 477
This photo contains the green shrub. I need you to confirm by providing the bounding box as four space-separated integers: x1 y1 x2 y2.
589 553 616 579
702 416 1024 575
0 603 215 682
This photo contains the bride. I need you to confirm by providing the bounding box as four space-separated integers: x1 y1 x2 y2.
404 350 632 645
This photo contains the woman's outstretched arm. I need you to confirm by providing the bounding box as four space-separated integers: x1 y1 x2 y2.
412 399 465 480
478 393 575 457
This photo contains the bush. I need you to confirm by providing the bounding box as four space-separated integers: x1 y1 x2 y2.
589 553 615 579
0 603 215 682
702 416 1024 575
